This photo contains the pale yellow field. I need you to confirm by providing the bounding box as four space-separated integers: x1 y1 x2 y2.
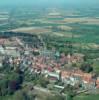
74 43 99 49
44 17 99 25
83 18 99 25
48 12 61 16
52 32 82 38
47 25 72 31
0 18 8 20
10 27 51 34
57 25 72 31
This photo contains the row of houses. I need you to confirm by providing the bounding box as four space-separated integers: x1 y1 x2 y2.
42 68 99 90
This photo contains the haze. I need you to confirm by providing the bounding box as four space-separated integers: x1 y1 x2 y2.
0 0 99 7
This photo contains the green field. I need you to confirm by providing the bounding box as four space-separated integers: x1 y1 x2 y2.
74 94 99 100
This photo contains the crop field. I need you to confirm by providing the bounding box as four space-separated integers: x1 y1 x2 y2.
10 27 51 34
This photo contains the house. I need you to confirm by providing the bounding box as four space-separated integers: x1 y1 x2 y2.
61 69 96 89
82 79 96 89
0 38 8 45
96 77 99 89
44 71 60 83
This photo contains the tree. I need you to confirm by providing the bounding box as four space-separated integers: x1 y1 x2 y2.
0 79 8 96
80 63 93 73
37 77 49 88
13 91 27 100
7 72 23 94
66 94 73 100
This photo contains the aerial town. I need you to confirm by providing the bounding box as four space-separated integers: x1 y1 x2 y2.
0 0 99 100
0 31 99 100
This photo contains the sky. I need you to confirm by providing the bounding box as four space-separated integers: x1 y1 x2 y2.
0 0 99 7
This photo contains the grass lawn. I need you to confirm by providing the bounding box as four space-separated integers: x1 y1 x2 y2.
74 94 99 100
